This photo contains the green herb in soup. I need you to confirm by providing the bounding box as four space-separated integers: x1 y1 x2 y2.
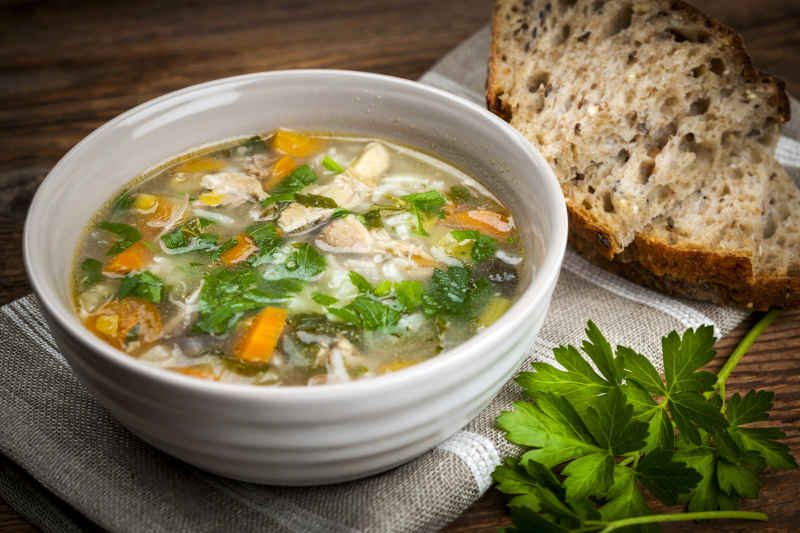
71 130 526 385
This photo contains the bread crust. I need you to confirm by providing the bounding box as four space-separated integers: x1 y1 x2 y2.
488 0 795 308
630 232 752 286
566 200 623 259
570 230 800 310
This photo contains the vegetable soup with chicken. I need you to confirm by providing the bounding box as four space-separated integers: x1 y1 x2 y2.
72 130 526 385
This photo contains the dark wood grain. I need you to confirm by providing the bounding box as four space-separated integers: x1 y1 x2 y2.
1 1 798 531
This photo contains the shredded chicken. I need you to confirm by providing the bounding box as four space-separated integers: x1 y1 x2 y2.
277 142 391 233
198 172 266 206
346 142 390 186
161 281 203 338
315 216 437 280
244 154 275 180
315 215 373 253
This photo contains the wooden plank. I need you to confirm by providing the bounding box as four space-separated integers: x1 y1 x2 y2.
1 1 798 531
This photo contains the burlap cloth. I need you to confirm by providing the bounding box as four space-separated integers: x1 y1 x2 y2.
2 26 798 533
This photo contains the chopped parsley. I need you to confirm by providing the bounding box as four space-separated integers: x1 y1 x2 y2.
161 217 219 254
374 280 392 297
330 295 401 331
446 184 478 205
246 222 283 266
401 191 447 236
79 258 103 288
322 156 345 173
294 193 338 209
194 267 290 335
421 266 492 319
240 135 267 153
261 165 318 206
117 270 164 304
348 271 374 294
312 292 338 306
287 313 361 345
270 243 326 280
451 230 499 262
97 221 141 255
110 189 133 215
395 280 424 312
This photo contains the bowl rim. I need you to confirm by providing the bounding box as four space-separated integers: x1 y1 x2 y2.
24 69 567 401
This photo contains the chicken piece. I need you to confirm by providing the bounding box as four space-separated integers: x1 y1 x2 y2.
244 154 274 180
315 215 374 253
198 172 266 207
325 337 363 384
277 174 370 233
371 229 437 267
277 143 391 233
347 142 390 186
316 215 437 280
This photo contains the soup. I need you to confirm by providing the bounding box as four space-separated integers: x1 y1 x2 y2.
72 130 525 385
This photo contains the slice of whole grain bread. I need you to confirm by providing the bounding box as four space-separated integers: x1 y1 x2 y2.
488 0 797 309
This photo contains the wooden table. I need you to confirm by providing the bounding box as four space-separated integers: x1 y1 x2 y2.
1 1 798 531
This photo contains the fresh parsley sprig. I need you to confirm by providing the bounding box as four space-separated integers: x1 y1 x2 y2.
494 312 795 532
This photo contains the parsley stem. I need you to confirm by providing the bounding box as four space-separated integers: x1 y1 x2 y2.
707 309 782 400
593 511 768 532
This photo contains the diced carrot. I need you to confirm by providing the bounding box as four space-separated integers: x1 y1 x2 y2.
171 364 219 381
273 130 320 157
88 297 162 348
234 307 288 363
264 155 296 190
220 233 258 266
444 209 515 239
174 157 227 173
103 241 152 276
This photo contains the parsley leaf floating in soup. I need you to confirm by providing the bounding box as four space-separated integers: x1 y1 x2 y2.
71 130 526 385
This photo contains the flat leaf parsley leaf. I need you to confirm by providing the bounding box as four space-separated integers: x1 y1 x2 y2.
494 315 795 532
421 266 491 319
450 230 499 262
261 165 318 206
117 270 164 304
401 190 447 236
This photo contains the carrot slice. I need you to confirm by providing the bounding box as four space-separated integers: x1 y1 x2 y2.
273 130 320 157
89 297 162 348
220 233 258 266
264 155 297 190
103 241 152 276
444 209 514 239
171 364 218 381
234 307 288 363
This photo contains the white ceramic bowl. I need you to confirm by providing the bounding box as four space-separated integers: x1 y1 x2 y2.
24 70 567 485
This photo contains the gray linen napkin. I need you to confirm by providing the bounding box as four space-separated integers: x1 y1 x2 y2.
2 25 798 533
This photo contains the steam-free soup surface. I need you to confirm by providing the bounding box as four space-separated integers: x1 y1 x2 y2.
72 131 525 385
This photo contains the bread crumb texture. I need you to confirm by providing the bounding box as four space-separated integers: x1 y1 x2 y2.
489 0 797 309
